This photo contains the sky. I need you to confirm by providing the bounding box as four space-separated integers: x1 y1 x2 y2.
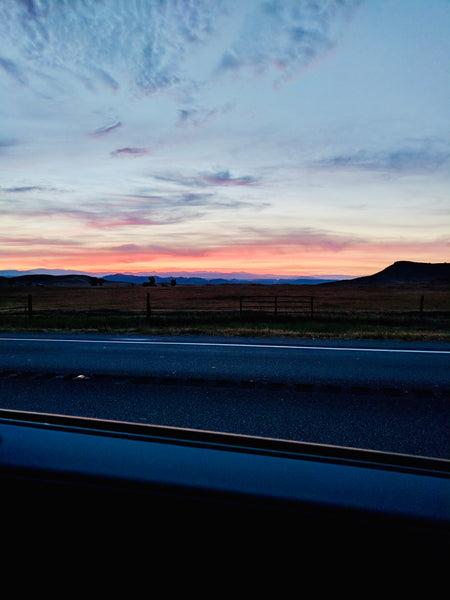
0 0 449 278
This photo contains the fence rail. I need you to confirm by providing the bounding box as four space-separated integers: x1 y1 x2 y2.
239 296 314 316
0 291 444 322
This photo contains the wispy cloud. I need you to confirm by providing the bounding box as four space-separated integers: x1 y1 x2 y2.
0 236 81 247
0 139 17 148
176 103 234 128
91 67 120 92
97 224 366 264
90 121 122 138
110 147 148 158
0 187 259 230
238 226 364 252
0 56 27 85
154 169 260 188
106 242 211 258
0 1 223 98
312 141 450 175
121 190 260 215
0 0 361 102
202 170 259 186
215 0 362 86
5 186 48 193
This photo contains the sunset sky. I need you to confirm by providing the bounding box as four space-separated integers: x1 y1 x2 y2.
1 0 449 278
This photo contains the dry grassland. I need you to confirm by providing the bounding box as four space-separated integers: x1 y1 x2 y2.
1 282 449 340
1 282 449 313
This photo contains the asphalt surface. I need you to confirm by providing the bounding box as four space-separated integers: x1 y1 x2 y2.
0 333 449 458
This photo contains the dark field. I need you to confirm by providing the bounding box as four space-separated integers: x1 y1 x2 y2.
1 282 449 340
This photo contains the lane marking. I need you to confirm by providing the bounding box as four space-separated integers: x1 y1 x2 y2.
0 337 449 355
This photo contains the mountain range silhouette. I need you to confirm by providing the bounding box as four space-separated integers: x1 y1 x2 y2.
0 261 449 287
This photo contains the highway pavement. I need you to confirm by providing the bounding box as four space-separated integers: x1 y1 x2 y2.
0 333 449 458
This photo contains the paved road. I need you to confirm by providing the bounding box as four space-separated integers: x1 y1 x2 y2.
0 333 449 458
1 332 450 388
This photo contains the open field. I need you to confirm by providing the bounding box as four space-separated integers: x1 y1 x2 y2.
1 282 449 340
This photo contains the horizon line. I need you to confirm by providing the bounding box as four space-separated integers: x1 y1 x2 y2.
0 268 353 280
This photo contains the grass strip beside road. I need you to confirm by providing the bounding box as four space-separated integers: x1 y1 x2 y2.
1 312 449 341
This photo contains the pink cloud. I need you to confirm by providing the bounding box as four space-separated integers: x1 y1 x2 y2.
110 147 148 158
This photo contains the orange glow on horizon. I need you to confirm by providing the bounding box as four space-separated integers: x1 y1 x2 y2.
1 240 447 278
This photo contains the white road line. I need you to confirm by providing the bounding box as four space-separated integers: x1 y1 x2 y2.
0 337 449 354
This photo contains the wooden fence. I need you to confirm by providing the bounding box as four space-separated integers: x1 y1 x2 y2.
239 296 314 316
0 291 441 321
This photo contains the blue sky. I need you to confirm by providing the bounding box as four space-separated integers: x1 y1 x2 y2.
1 0 449 277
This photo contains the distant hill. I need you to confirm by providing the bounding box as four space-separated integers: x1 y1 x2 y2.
323 261 450 286
0 274 119 287
103 273 336 285
0 271 337 286
2 263 448 287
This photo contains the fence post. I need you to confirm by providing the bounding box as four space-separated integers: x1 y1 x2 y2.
274 296 278 316
146 293 151 321
419 295 424 316
27 294 33 319
239 297 242 316
310 296 314 317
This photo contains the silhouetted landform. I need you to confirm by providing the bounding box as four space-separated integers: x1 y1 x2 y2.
1 262 448 288
104 274 336 285
0 272 335 287
0 274 115 287
322 261 450 287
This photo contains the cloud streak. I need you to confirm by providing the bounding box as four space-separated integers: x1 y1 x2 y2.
154 169 260 188
0 236 81 247
238 226 364 252
0 56 27 85
90 121 122 138
311 141 450 175
202 170 259 186
0 186 262 230
110 147 149 158
5 186 48 193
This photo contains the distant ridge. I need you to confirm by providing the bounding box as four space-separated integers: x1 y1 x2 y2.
103 273 336 285
0 274 113 287
2 262 448 287
0 271 337 286
323 261 450 286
